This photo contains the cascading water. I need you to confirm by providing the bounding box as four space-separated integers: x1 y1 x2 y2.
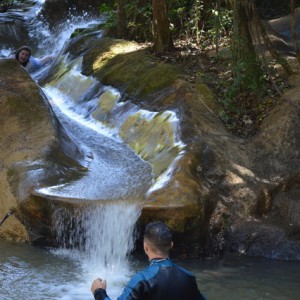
21 4 154 298
1 0 186 298
52 202 142 299
1 2 154 298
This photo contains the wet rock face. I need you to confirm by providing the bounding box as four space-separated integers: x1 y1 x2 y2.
0 59 56 242
0 12 29 50
80 35 300 260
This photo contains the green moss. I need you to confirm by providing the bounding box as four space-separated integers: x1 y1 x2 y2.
197 83 214 102
83 38 180 99
197 82 219 113
137 64 179 98
98 89 119 113
120 112 175 156
6 94 45 123
149 145 181 177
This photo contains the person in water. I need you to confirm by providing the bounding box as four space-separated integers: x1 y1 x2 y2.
13 45 54 73
91 221 207 300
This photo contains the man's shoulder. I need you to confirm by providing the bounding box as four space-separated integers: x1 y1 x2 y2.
173 263 196 277
138 263 161 280
127 262 162 286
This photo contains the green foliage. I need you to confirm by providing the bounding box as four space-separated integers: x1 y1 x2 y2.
0 0 14 8
99 3 114 13
98 2 118 30
206 5 233 49
97 0 234 50
167 0 191 36
125 1 152 41
216 57 277 134
98 0 152 41
0 0 14 4
227 62 251 99
185 0 203 42
167 0 233 49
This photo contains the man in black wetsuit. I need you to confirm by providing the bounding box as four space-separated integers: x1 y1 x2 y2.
91 221 207 300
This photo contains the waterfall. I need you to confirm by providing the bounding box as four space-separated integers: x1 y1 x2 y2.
52 202 142 299
53 203 141 270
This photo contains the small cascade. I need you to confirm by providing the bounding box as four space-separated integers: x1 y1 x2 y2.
48 201 142 298
53 202 141 271
36 59 153 200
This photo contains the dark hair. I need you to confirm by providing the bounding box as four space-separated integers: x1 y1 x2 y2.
15 46 32 66
144 222 173 252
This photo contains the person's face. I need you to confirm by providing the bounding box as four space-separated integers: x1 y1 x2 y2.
18 50 30 63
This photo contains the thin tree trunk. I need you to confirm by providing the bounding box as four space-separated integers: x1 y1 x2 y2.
290 0 300 64
252 5 293 75
152 0 174 53
231 0 261 88
117 0 127 39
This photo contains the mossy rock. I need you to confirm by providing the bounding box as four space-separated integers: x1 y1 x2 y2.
70 23 105 39
82 37 180 99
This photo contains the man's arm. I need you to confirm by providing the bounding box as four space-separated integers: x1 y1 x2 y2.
91 272 147 300
94 288 110 300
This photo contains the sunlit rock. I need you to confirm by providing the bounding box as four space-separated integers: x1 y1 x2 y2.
83 37 179 99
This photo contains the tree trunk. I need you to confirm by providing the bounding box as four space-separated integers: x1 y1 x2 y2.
291 0 300 64
230 0 261 89
117 0 127 39
259 24 293 75
152 0 174 53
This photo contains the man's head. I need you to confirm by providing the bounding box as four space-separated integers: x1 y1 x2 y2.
143 222 173 258
16 46 32 66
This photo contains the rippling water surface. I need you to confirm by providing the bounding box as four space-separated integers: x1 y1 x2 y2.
1 239 300 300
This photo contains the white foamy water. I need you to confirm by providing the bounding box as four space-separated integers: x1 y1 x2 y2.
49 202 142 299
44 78 121 141
28 8 104 58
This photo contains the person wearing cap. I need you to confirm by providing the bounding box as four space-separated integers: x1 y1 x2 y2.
12 45 54 73
91 221 207 300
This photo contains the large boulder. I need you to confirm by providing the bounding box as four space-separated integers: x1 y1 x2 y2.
0 59 56 242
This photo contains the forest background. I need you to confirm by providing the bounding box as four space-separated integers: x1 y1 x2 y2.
96 0 300 137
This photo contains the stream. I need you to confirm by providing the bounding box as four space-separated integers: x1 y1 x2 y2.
1 238 300 299
1 1 300 299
